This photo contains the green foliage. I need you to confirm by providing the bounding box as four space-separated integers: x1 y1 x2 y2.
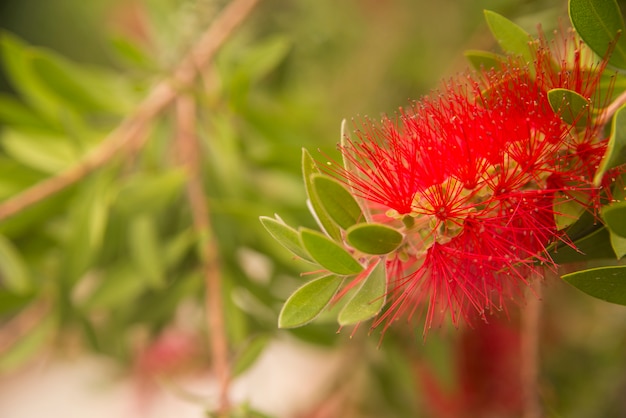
594 104 626 185
547 88 591 126
569 0 626 69
302 149 342 241
337 260 386 326
346 223 404 255
310 174 364 230
278 275 343 328
563 266 626 305
300 228 363 275
483 10 533 63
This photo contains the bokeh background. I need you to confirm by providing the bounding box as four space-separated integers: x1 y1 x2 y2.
1 0 626 417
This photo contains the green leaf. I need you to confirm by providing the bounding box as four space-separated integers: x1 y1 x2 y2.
347 223 403 255
464 50 503 71
595 104 626 185
232 334 271 376
0 32 60 122
0 290 32 316
61 172 111 283
260 216 313 262
550 226 616 263
311 174 363 230
81 263 147 311
547 88 590 126
129 215 165 289
602 200 626 237
563 265 626 305
278 275 343 328
300 228 363 275
0 315 56 373
569 0 626 70
302 149 341 241
609 230 626 259
115 169 186 215
553 190 591 230
0 234 31 294
0 94 50 129
338 261 387 325
29 51 130 114
483 10 532 62
1 129 80 174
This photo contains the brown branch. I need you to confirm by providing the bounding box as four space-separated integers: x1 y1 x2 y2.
0 0 261 221
521 278 543 418
176 94 230 414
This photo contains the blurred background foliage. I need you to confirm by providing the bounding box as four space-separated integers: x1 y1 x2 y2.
1 0 626 417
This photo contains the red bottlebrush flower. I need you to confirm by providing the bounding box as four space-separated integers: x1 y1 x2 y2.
327 27 614 333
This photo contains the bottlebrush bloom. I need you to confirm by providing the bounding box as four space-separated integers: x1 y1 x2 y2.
327 27 616 332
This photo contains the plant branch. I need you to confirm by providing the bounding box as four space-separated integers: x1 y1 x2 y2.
176 94 230 414
0 0 261 221
521 278 543 418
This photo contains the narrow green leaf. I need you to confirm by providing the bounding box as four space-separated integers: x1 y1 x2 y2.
0 234 31 294
129 215 165 289
610 230 626 259
0 32 60 122
62 172 111 283
115 169 186 215
563 265 626 305
0 290 32 316
232 334 271 376
278 275 343 328
547 88 590 126
550 226 616 263
338 261 387 325
29 52 130 114
484 11 532 62
595 104 626 184
311 174 363 230
0 94 49 128
302 149 341 241
569 0 626 69
81 263 147 311
602 200 626 237
260 216 313 262
300 228 363 275
347 223 403 255
1 129 79 174
0 315 56 373
464 50 503 71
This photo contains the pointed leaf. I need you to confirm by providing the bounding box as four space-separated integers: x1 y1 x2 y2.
549 226 616 263
232 334 271 376
129 215 165 289
338 261 387 325
547 88 590 126
595 104 626 184
300 228 363 275
259 216 313 262
484 11 532 63
563 265 626 305
0 234 31 294
602 200 626 237
347 223 403 255
464 50 503 71
569 0 626 69
311 174 363 230
610 230 626 259
302 149 341 241
278 275 343 328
